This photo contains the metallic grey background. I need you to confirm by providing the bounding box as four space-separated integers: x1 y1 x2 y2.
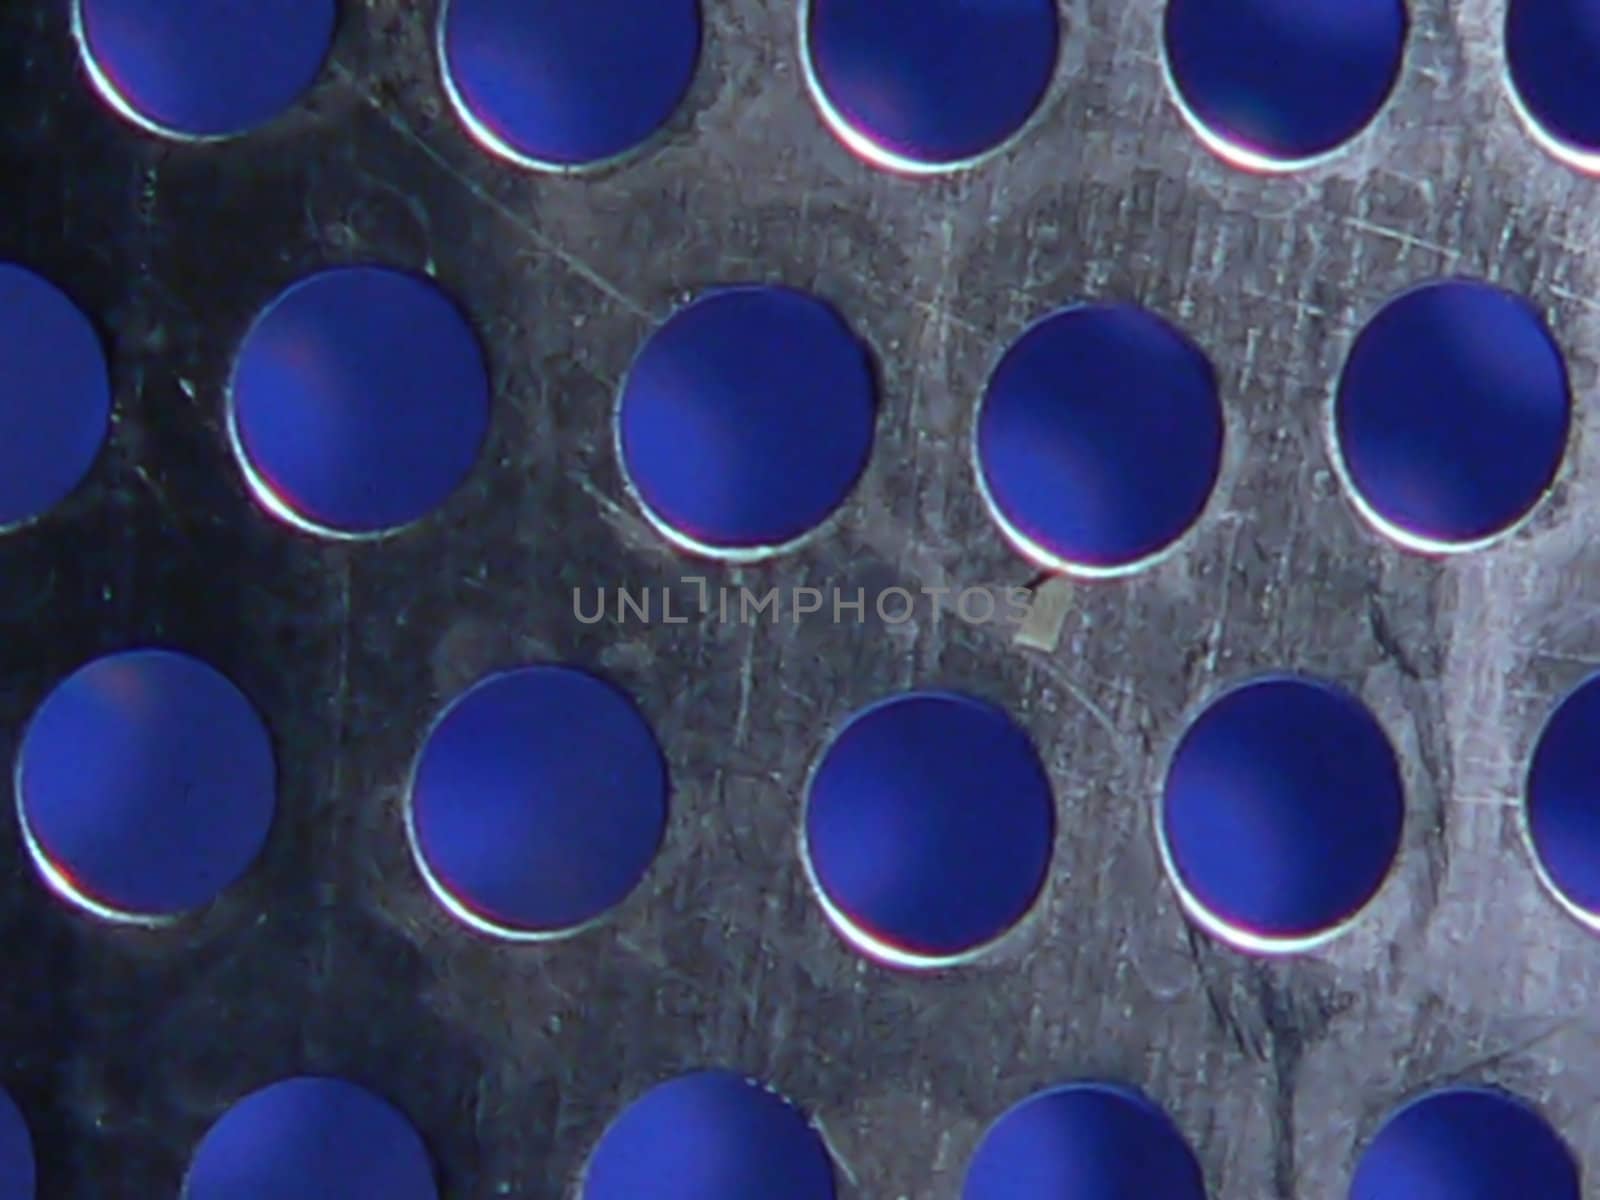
4 0 1600 1195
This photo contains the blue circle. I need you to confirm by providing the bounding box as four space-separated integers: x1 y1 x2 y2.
976 304 1224 574
230 267 491 537
0 1088 33 1200
1335 280 1570 551
16 649 277 920
1350 1088 1579 1200
804 692 1055 965
75 0 335 139
440 0 701 169
618 286 876 556
803 0 1059 170
1162 676 1403 949
583 1071 835 1200
1525 673 1600 921
409 667 668 937
0 264 110 529
1164 0 1408 166
964 1083 1206 1200
1507 1 1600 164
183 1077 436 1200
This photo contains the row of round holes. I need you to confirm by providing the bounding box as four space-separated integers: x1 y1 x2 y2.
66 1 1600 178
14 648 1600 964
0 1071 1585 1197
0 262 1576 565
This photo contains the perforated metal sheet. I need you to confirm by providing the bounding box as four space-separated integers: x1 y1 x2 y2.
5 0 1600 1196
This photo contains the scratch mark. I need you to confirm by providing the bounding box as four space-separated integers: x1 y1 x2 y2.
329 560 352 811
812 1115 859 1188
1367 593 1422 680
734 626 755 746
1448 794 1517 809
1036 661 1120 743
1202 519 1242 676
1444 1016 1582 1081
330 64 651 321
132 463 187 538
612 934 700 991
1342 215 1460 263
1548 285 1600 315
1186 929 1263 1060
569 472 631 521
910 296 986 338
569 472 668 553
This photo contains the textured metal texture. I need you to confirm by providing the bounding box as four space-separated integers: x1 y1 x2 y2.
5 0 1600 1197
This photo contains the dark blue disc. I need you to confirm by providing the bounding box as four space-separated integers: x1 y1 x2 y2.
1335 280 1570 551
976 303 1224 575
1526 672 1600 922
230 267 491 538
183 1077 436 1200
0 1088 33 1200
75 0 335 139
963 1083 1206 1200
16 649 277 921
1161 676 1404 951
583 1070 835 1200
0 263 110 529
804 691 1055 966
1163 0 1408 167
409 666 668 937
440 0 701 169
1350 1088 1579 1200
803 0 1059 171
617 285 876 557
1506 0 1600 167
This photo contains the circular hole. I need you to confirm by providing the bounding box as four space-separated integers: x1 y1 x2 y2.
1333 279 1570 554
406 666 668 940
73 0 335 140
1524 672 1600 928
800 0 1059 174
802 691 1055 969
617 285 877 560
1350 1087 1579 1199
963 1083 1206 1200
0 1088 34 1200
183 1077 437 1200
1159 675 1404 954
439 0 701 172
0 264 110 531
582 1070 835 1200
229 267 492 539
1162 0 1408 171
1505 1 1600 173
15 649 277 925
975 303 1224 578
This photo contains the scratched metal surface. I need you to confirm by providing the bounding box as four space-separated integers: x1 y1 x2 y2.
4 0 1600 1196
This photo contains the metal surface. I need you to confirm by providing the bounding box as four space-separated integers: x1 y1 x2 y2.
5 0 1600 1196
